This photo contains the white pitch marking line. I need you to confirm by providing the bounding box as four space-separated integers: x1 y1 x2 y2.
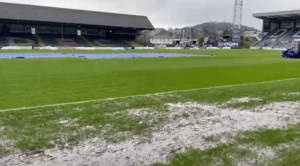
1 77 300 113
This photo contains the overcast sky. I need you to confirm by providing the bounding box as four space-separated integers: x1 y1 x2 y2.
0 0 300 30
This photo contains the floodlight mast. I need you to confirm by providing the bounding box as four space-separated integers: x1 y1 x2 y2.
232 0 243 29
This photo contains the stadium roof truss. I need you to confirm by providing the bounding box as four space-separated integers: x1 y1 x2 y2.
253 10 300 20
0 2 155 30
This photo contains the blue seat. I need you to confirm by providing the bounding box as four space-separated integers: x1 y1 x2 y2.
85 36 130 47
39 34 89 47
3 33 37 46
254 29 293 48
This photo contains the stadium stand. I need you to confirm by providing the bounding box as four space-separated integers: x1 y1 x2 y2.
281 29 300 43
0 35 7 46
0 33 37 46
253 10 300 49
0 2 154 47
253 28 299 48
293 30 300 38
85 36 130 47
39 35 90 47
266 29 300 48
251 28 280 48
269 29 289 38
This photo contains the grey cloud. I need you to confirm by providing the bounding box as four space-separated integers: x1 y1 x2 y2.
1 0 300 30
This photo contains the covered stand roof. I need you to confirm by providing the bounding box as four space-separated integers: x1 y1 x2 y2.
253 10 300 20
0 2 155 30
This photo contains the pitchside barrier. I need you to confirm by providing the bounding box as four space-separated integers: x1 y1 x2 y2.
166 47 182 50
250 47 288 51
0 46 32 50
262 47 273 50
262 47 287 51
134 47 155 50
36 47 58 50
187 47 200 50
0 46 232 50
57 47 75 50
250 47 261 50
274 48 288 51
206 47 220 50
216 41 241 49
74 47 96 50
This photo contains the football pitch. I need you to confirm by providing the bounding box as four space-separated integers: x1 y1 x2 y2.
1 49 300 165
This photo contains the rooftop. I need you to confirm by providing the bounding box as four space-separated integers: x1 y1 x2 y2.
0 2 154 30
253 10 300 20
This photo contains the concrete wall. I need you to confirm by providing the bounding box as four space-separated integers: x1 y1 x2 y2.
150 39 174 45
150 38 198 45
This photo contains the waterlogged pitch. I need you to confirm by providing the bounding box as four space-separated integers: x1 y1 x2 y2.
1 49 300 166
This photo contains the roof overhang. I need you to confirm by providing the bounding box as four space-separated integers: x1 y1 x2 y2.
0 18 144 30
0 2 155 30
253 10 300 20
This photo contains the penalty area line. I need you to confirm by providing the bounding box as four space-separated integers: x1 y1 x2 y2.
1 77 300 113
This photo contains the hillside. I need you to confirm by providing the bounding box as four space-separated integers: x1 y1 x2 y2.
190 22 259 32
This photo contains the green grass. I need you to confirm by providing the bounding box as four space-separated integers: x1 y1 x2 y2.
2 49 300 165
2 74 300 160
0 49 298 110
